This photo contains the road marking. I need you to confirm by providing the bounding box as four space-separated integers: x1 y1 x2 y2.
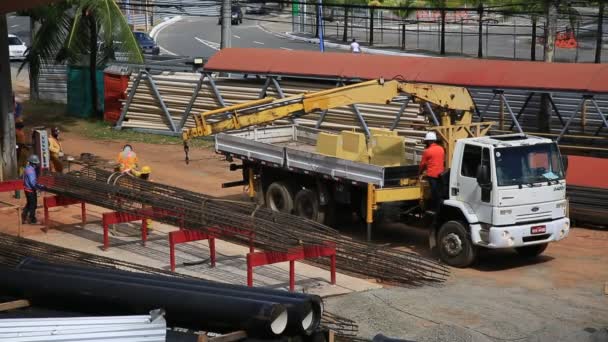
160 46 177 56
280 47 292 51
11 25 19 28
253 41 264 45
233 35 241 39
195 36 220 50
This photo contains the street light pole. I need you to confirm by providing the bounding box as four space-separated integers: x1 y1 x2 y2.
318 0 324 52
221 0 232 49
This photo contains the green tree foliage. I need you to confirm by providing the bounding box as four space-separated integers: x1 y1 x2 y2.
20 0 143 116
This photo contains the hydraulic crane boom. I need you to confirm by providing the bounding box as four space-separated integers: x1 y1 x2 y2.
182 79 477 141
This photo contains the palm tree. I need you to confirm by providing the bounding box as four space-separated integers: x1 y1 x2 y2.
21 0 143 117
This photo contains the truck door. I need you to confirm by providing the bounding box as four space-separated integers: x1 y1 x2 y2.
457 144 492 223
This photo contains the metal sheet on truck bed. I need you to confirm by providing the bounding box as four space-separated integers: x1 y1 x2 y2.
215 125 415 187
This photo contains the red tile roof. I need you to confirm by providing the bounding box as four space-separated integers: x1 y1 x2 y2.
205 48 608 94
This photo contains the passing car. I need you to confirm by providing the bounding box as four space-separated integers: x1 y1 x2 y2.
246 3 267 15
217 5 243 25
8 34 27 60
133 31 160 55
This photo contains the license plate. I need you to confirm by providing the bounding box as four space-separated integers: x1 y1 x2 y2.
531 225 546 234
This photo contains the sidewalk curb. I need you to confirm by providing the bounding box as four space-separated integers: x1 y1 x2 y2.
150 16 183 40
279 30 433 57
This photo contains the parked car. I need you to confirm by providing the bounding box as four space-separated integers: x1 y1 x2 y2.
217 5 243 25
8 34 27 60
133 31 160 55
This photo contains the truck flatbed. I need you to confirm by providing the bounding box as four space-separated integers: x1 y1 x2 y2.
215 125 419 187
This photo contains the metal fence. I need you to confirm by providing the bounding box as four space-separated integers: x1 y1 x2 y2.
294 6 607 63
38 65 68 104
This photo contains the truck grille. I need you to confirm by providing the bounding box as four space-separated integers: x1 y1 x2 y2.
516 211 552 224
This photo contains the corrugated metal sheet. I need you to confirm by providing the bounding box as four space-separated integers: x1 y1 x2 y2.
0 311 166 342
38 65 67 104
204 48 608 93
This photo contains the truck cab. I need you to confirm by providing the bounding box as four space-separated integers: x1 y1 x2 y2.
435 134 570 267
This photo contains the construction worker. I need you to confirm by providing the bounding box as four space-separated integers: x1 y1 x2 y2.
117 144 138 173
22 155 46 224
419 132 445 213
48 127 64 173
136 166 153 232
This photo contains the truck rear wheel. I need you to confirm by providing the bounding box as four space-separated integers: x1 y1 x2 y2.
437 220 477 268
265 182 294 214
515 243 548 258
294 188 326 224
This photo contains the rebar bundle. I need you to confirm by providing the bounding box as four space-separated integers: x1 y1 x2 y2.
41 167 449 286
0 233 358 337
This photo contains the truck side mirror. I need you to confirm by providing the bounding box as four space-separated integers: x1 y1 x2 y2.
476 164 490 186
561 155 569 173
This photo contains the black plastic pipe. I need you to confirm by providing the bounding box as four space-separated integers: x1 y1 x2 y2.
18 258 321 335
0 266 288 337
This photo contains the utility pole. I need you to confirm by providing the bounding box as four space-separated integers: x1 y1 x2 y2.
595 0 605 63
220 0 231 49
0 15 17 181
539 0 559 134
318 0 324 51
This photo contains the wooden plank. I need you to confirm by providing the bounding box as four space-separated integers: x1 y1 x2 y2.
209 330 247 342
0 299 30 312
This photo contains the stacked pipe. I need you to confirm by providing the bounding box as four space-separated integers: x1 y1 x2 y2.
0 233 358 337
41 168 450 286
120 76 426 142
0 258 323 337
567 185 608 227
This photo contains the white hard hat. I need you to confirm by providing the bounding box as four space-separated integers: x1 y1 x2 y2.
424 131 437 141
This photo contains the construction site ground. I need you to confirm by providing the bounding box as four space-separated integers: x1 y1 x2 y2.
0 131 605 342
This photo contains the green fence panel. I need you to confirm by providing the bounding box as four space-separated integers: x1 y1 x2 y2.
67 66 105 118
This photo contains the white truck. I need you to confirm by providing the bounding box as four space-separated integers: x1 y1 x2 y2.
184 79 571 267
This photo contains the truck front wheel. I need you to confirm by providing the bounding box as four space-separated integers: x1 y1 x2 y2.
515 243 548 258
437 221 477 268
266 182 294 214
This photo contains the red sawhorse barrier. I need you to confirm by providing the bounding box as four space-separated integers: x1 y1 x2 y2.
102 211 147 251
169 230 216 272
168 226 255 272
247 243 337 291
43 195 86 232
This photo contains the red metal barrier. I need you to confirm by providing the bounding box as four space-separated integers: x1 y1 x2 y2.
43 195 86 232
0 180 24 192
102 211 147 251
169 230 216 272
247 243 336 291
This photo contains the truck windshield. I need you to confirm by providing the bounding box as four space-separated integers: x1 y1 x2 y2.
494 143 564 186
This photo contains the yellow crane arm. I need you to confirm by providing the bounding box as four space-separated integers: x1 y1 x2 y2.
182 79 476 141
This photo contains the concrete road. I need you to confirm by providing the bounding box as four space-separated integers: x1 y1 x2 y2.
154 16 343 58
7 14 30 45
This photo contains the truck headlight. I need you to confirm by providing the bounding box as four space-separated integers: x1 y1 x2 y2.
500 209 512 215
556 201 567 209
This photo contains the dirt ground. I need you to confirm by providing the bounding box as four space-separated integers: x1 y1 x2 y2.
6 131 601 342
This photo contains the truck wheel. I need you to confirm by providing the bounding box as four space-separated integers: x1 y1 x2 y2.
515 243 548 258
265 182 294 213
294 188 326 224
437 220 477 268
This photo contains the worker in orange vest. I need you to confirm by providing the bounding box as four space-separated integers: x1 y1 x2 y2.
15 121 28 176
419 131 445 213
116 144 139 173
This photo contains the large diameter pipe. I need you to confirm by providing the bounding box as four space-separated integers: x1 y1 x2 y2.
19 258 321 336
0 267 288 337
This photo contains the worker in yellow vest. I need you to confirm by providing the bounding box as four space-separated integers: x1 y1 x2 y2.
135 166 154 233
48 127 64 173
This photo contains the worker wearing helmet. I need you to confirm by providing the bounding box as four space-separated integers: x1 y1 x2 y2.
419 131 445 213
117 144 138 173
22 155 46 224
48 127 64 173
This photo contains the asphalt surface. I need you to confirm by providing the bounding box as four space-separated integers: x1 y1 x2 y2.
7 14 31 45
154 15 342 58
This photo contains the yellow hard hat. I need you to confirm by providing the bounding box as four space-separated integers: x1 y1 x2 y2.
141 166 152 174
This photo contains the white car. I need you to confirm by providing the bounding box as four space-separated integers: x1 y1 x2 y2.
8 34 27 60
